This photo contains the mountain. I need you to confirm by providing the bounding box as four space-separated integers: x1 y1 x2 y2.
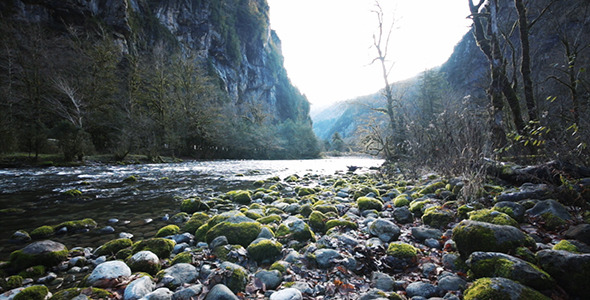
0 0 319 160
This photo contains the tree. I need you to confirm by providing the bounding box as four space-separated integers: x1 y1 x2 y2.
331 132 345 152
417 69 449 123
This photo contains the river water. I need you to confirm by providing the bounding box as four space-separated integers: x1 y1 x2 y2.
0 156 383 260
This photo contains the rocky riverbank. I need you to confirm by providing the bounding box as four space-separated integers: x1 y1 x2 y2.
1 164 589 299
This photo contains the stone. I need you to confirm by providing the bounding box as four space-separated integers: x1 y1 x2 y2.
275 217 315 242
269 288 302 300
127 251 161 275
452 220 535 258
466 251 554 290
411 226 443 242
206 221 263 247
124 276 155 300
392 207 413 224
11 230 31 243
204 284 238 300
371 272 395 291
424 238 441 249
94 238 133 257
565 224 590 245
496 183 553 202
254 270 282 290
368 219 400 242
314 249 342 269
131 238 176 259
247 238 282 263
142 288 173 300
257 227 275 239
463 277 549 300
441 253 461 271
422 206 455 228
405 281 440 298
494 201 526 222
468 209 518 226
172 284 203 300
159 263 198 289
526 199 572 220
219 262 248 293
87 260 132 288
209 236 228 249
536 250 590 297
9 240 68 270
437 273 466 291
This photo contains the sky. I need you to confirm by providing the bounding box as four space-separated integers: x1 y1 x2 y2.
266 0 473 112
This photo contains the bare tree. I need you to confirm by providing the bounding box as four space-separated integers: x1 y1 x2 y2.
48 77 84 129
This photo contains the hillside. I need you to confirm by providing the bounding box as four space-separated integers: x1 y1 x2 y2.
0 0 319 160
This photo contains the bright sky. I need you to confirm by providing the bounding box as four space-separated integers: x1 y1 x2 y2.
267 0 472 112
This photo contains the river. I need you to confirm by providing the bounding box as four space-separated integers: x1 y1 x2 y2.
0 156 383 260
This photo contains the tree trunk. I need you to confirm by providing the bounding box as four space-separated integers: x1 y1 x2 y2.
515 0 536 122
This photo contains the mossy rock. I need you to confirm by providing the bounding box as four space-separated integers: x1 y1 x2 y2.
468 209 519 227
308 211 328 233
422 206 455 228
13 285 49 300
171 252 193 265
357 197 383 211
452 220 535 258
300 204 313 217
325 219 358 231
220 262 248 293
62 189 82 197
536 249 590 297
9 240 68 270
50 287 112 300
540 212 567 230
553 240 579 253
123 175 138 182
244 210 263 220
6 275 23 289
247 238 283 263
30 226 54 240
265 207 284 216
256 214 281 224
115 248 133 260
419 181 446 195
206 221 262 247
132 238 176 259
169 212 190 224
296 186 316 197
393 194 411 207
126 251 161 275
212 245 244 262
182 212 210 234
0 208 26 215
94 238 133 257
409 199 433 217
54 218 97 233
458 204 482 220
226 190 252 205
314 205 338 215
464 277 550 300
180 198 209 214
386 242 418 259
18 265 45 278
353 186 380 200
194 223 210 242
155 225 180 237
269 261 288 273
276 218 315 242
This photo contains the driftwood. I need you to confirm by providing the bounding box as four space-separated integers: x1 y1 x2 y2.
485 159 590 185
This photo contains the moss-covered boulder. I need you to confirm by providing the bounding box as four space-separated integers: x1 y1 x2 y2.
155 225 180 237
219 261 248 293
466 251 554 290
314 205 339 215
132 238 176 259
276 217 315 242
127 250 161 275
422 206 455 228
537 250 590 297
256 214 281 225
247 238 283 264
353 186 380 200
393 194 411 207
6 275 23 289
296 186 316 197
325 219 357 231
182 212 210 234
54 218 97 233
179 198 209 214
409 199 434 217
13 285 50 300
226 190 252 205
9 240 68 271
309 211 327 233
464 277 549 300
206 221 262 248
94 238 133 257
452 220 535 258
18 265 46 278
357 197 383 211
50 287 112 300
171 252 193 265
552 240 580 253
29 226 54 240
468 209 519 227
385 242 419 270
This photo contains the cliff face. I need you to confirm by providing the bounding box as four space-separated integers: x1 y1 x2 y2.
2 0 309 123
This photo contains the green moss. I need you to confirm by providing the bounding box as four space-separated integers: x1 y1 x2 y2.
180 198 209 214
325 219 358 231
244 210 263 220
30 226 54 239
54 218 97 232
309 211 327 233
50 287 112 300
247 239 283 263
226 190 252 204
265 207 284 216
276 221 315 242
540 212 566 230
422 206 455 228
155 225 180 237
463 277 549 300
333 179 348 188
18 265 45 278
171 252 193 265
386 242 418 259
132 238 176 259
257 214 281 224
94 238 133 257
469 257 514 279
13 285 49 300
9 247 68 270
194 223 210 242
451 221 496 258
296 186 316 196
419 181 446 195
468 209 519 227
206 222 262 247
393 194 410 207
0 208 26 215
224 265 247 293
353 186 380 200
314 205 338 215
116 248 133 260
269 261 287 273
62 189 82 197
182 212 210 234
458 204 477 220
6 275 23 289
212 245 243 262
123 175 138 182
357 197 383 211
553 240 579 253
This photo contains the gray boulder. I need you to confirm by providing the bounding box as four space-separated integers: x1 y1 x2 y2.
411 226 443 242
254 270 282 290
371 272 394 291
142 288 173 300
437 273 466 291
405 281 441 298
496 183 552 202
452 220 535 257
159 263 198 289
314 249 342 269
87 260 131 288
269 288 303 300
464 277 549 299
204 284 238 300
564 224 590 245
537 250 590 297
392 207 413 224
368 219 400 242
124 276 155 300
172 285 203 300
526 199 572 220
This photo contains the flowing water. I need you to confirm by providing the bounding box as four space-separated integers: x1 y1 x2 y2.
0 156 383 260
